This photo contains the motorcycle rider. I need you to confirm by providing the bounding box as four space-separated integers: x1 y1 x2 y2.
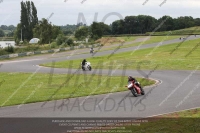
90 47 94 53
127 76 144 96
128 76 136 83
82 59 87 69
128 76 141 88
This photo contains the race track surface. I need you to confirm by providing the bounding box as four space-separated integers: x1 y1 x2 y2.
0 36 200 133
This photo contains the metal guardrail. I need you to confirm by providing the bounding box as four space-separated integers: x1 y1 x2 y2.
0 43 100 59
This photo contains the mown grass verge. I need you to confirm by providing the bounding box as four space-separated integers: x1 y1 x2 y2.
0 72 154 107
42 37 200 70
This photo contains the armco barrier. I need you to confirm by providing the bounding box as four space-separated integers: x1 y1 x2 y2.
18 53 27 57
27 52 34 56
59 48 66 51
65 47 70 50
9 54 18 58
41 50 48 54
34 51 42 54
70 46 74 50
54 49 60 52
0 43 100 59
48 50 54 53
0 55 9 59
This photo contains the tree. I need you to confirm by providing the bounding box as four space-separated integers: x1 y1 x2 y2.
0 25 8 30
7 31 14 37
75 26 89 40
33 18 52 44
14 24 22 44
8 25 16 31
63 30 73 35
137 15 147 34
60 24 77 35
157 16 174 31
99 22 111 35
111 20 125 34
91 22 103 40
66 38 74 46
0 29 5 37
31 1 38 26
56 34 65 45
15 1 38 42
195 18 200 26
52 25 62 39
76 22 86 28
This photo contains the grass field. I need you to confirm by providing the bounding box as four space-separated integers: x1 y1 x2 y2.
0 72 154 107
105 36 180 47
89 108 200 133
125 108 200 133
146 26 200 36
117 36 139 42
93 36 180 48
119 35 180 48
42 37 200 70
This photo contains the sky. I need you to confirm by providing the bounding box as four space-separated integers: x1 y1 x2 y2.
0 0 200 26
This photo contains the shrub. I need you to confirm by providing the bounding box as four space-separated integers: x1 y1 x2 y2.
50 42 57 48
5 46 14 53
66 38 74 46
56 34 65 45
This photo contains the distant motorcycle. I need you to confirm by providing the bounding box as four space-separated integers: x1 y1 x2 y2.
90 48 94 54
126 81 145 97
81 62 92 71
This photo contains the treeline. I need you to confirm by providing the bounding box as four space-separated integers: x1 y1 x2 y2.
111 15 200 34
73 15 200 40
0 25 16 31
60 24 78 35
0 25 16 37
74 22 111 40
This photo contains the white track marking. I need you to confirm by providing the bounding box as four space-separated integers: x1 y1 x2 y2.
0 59 45 64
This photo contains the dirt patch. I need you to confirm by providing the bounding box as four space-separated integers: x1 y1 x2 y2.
95 36 150 46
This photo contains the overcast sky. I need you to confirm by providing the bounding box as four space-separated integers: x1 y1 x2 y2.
0 0 200 26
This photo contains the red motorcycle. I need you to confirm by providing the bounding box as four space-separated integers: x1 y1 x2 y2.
126 80 145 97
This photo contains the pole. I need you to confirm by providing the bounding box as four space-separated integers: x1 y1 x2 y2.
21 29 22 42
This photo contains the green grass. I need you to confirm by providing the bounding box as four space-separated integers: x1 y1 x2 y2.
93 36 180 53
120 36 180 48
90 108 200 133
162 108 200 118
125 108 200 133
42 37 200 70
116 36 139 42
146 26 200 36
0 72 154 107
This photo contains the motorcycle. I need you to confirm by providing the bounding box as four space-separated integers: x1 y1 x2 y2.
90 48 94 54
81 62 92 71
126 81 145 97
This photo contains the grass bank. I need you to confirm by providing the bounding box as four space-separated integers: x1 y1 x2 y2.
42 37 200 70
0 72 154 107
146 26 200 36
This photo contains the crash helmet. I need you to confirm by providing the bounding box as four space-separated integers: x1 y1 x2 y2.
128 76 134 81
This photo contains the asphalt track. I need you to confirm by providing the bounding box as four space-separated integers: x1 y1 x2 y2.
0 36 200 133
